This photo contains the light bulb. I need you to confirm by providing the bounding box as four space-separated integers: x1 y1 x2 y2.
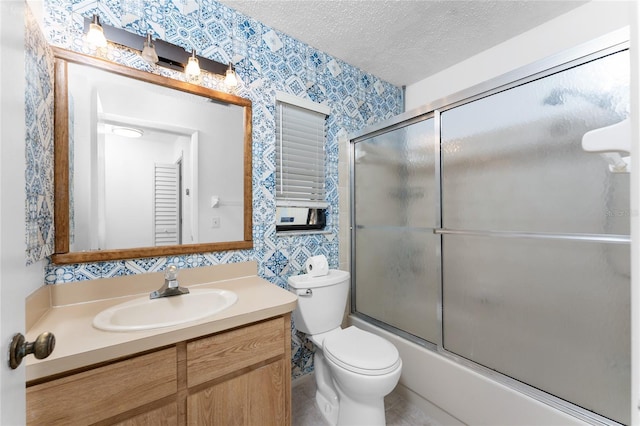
224 62 238 88
86 14 107 48
185 51 201 80
141 34 158 64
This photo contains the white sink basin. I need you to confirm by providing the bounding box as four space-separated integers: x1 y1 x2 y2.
93 288 238 332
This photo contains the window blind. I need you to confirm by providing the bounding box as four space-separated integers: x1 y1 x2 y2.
276 100 328 208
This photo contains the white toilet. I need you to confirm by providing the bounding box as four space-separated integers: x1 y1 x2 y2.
288 269 402 426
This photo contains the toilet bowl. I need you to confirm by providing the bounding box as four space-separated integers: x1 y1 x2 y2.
288 269 402 426
321 326 402 425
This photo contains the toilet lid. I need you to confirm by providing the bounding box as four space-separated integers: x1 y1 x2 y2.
323 327 401 376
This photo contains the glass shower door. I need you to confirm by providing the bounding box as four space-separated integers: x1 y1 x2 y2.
352 116 440 344
440 49 630 424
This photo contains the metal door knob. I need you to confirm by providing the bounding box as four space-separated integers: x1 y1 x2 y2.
9 332 55 369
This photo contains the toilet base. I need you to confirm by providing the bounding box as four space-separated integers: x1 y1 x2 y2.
316 389 339 426
313 351 339 425
309 326 402 426
335 391 387 426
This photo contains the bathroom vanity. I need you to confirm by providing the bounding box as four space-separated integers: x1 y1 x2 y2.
25 262 296 425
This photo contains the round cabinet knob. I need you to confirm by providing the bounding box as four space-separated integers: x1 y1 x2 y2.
9 332 56 369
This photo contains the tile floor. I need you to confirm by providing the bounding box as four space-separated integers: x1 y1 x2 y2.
292 374 438 426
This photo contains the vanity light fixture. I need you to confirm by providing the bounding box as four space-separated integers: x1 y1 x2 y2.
141 34 159 65
224 62 238 88
82 16 236 85
86 14 108 48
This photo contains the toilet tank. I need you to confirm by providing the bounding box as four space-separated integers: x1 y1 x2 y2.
288 269 350 335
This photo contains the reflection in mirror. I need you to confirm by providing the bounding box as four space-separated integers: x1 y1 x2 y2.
53 48 253 264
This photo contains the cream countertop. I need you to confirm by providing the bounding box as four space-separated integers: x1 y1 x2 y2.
25 261 297 383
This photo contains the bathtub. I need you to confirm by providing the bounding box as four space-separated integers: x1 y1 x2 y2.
349 316 590 426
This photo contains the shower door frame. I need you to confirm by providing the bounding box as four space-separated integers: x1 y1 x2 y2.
350 110 443 351
349 28 630 426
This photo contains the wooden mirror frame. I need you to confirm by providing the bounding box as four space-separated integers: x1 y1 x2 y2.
52 48 253 264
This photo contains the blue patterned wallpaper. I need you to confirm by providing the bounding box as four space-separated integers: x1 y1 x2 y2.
36 0 402 377
25 5 55 265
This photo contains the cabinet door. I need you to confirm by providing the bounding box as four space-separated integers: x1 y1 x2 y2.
111 403 178 426
187 359 286 426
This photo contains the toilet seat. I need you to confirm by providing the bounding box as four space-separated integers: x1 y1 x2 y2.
323 326 401 376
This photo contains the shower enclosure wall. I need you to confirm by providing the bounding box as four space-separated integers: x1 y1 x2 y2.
350 39 630 425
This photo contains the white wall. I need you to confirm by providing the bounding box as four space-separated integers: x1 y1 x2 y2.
195 104 244 244
69 73 96 251
103 134 178 249
405 1 633 111
348 1 636 424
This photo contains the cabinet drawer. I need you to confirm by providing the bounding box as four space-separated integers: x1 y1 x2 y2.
27 347 177 425
187 317 285 387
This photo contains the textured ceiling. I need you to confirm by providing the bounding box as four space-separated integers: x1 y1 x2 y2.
218 0 588 87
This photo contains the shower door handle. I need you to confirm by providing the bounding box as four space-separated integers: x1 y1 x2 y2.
433 227 628 243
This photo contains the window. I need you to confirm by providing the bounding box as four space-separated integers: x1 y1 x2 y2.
275 92 330 231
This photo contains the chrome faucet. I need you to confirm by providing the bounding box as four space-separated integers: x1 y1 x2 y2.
150 264 190 299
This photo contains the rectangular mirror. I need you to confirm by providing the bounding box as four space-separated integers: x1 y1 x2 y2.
52 48 253 264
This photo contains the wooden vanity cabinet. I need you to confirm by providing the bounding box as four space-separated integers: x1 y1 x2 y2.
26 314 291 426
186 316 289 425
